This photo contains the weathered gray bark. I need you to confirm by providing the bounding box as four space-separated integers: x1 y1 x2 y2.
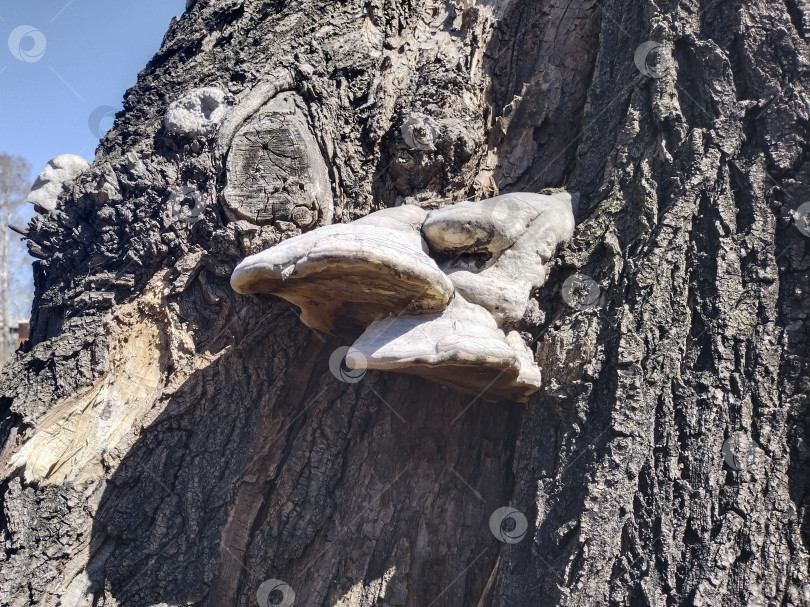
1 0 809 606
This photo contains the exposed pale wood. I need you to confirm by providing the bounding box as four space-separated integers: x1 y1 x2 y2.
223 92 333 228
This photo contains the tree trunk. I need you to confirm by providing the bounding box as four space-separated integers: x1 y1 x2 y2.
1 0 809 606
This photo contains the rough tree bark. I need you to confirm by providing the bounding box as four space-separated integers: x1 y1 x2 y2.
1 0 809 606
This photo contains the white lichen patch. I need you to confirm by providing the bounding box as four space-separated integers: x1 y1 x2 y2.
27 154 91 212
164 86 229 137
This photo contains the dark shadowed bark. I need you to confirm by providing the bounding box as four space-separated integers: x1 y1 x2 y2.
1 0 809 606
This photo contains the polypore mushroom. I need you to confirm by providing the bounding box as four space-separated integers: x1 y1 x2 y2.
421 192 576 324
231 220 453 334
27 154 91 213
349 294 542 402
353 204 428 232
231 193 576 401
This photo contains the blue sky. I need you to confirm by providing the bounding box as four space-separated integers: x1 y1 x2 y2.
1 0 186 179
0 1 186 318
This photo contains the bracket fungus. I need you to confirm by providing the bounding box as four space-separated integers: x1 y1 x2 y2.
350 294 543 402
423 192 576 324
232 192 576 401
231 221 454 333
27 154 91 213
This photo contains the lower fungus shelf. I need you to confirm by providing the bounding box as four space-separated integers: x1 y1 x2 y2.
349 294 542 403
